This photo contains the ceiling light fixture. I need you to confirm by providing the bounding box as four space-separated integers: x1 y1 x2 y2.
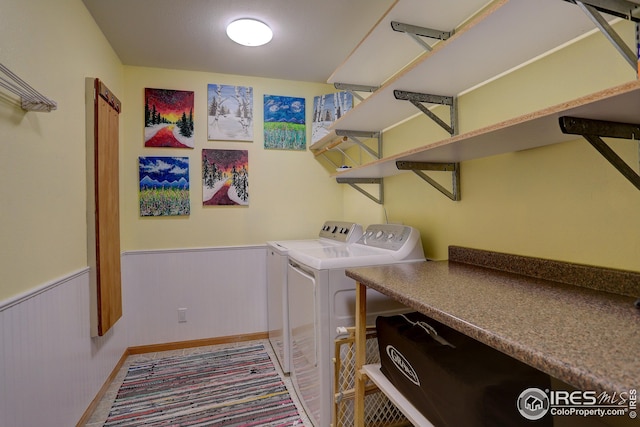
226 19 273 47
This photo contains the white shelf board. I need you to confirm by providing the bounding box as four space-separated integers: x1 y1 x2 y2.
327 0 493 88
328 0 609 135
309 130 338 151
332 79 640 178
362 364 435 427
310 128 346 152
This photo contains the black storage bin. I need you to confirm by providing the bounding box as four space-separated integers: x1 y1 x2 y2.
376 312 552 427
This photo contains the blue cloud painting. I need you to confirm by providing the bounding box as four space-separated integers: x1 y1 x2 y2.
138 156 190 216
263 95 306 150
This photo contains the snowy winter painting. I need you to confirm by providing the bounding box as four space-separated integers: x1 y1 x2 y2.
202 149 249 206
207 84 253 142
139 156 190 217
311 91 353 144
263 95 306 150
144 88 195 148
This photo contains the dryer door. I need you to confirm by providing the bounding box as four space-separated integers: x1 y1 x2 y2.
287 261 321 426
267 247 290 373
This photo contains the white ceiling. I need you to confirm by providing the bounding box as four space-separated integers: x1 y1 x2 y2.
82 0 396 83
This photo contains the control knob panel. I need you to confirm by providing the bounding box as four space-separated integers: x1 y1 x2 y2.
318 220 363 243
357 224 415 251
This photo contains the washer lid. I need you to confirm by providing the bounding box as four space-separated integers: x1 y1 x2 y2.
267 238 348 255
266 220 363 254
288 244 399 270
287 224 425 270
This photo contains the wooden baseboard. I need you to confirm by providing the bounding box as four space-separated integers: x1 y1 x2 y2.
128 331 269 354
76 349 130 427
76 332 269 426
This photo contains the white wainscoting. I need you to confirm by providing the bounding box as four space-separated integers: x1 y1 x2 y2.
0 245 268 426
123 245 268 347
0 268 128 427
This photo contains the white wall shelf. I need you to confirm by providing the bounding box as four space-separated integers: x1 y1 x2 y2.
331 80 640 182
311 0 608 158
327 0 495 89
309 0 496 153
315 0 638 204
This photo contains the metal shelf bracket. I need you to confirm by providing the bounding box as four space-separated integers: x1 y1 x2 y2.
336 177 384 204
390 21 452 52
397 161 461 201
559 116 640 191
565 0 640 73
394 90 458 136
333 83 379 102
334 129 382 160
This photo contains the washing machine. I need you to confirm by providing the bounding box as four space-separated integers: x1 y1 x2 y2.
266 220 363 374
286 224 425 427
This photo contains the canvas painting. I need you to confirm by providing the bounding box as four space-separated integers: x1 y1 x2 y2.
207 84 253 142
263 95 306 150
144 88 195 148
202 149 249 206
311 91 353 144
139 156 190 216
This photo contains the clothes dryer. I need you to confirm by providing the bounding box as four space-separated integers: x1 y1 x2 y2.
266 220 363 373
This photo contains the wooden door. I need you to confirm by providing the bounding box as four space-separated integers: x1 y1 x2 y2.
93 79 122 336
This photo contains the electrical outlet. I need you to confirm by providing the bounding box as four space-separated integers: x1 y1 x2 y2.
178 308 187 323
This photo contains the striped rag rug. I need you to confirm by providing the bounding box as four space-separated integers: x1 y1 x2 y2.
103 343 305 426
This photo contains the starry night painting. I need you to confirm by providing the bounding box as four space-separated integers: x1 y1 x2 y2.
139 156 190 216
263 95 306 150
144 88 195 148
202 149 249 206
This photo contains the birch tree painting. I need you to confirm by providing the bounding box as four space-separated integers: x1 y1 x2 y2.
311 91 353 144
207 84 253 142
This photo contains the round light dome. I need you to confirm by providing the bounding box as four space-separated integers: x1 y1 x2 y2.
226 19 273 47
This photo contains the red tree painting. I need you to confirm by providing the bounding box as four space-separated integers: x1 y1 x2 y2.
202 149 249 206
144 88 195 148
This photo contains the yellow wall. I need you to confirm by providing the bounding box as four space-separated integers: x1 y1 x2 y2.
344 21 640 272
2 1 638 304
121 66 341 250
0 0 124 301
0 0 343 301
0 0 342 300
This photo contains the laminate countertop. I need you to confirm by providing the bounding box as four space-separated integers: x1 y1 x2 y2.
345 247 640 394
